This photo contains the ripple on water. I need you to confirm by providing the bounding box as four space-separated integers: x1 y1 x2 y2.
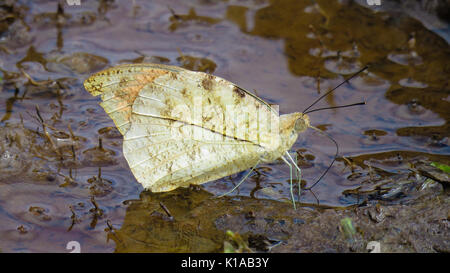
299 76 330 92
86 172 114 198
350 72 391 93
324 57 362 75
98 126 122 139
398 78 428 88
1 189 66 228
390 99 441 123
46 52 109 75
309 48 338 58
387 52 423 66
0 225 39 245
359 129 396 146
82 144 117 167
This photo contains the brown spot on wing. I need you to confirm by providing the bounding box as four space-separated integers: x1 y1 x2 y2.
201 77 213 91
169 72 178 80
119 77 129 88
233 86 246 98
202 116 212 123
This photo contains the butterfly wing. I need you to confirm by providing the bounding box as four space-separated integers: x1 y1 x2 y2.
84 63 280 191
84 63 281 148
123 114 264 192
83 63 187 134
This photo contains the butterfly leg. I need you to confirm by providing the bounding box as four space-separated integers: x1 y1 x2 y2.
294 152 302 199
285 151 302 200
281 156 296 210
217 160 260 198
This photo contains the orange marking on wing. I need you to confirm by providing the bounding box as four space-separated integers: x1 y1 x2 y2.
110 69 169 126
112 69 169 105
123 69 167 104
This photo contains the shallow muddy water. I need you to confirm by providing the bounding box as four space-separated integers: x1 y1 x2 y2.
0 0 448 252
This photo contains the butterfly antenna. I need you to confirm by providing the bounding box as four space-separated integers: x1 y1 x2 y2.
302 66 368 114
304 126 339 190
309 188 320 205
304 101 366 114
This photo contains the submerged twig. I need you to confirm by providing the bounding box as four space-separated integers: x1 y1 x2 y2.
20 68 53 86
159 202 174 220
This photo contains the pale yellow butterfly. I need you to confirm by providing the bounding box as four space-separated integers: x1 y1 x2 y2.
84 63 366 209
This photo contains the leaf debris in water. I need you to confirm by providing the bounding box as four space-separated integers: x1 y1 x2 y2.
430 162 450 174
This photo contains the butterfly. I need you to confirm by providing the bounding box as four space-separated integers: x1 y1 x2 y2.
84 63 366 209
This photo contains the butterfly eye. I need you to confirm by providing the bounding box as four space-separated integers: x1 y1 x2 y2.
294 118 307 132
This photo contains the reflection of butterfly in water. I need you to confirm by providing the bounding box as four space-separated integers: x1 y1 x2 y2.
84 63 366 209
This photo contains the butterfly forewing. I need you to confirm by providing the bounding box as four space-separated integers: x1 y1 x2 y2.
84 64 187 134
130 68 280 148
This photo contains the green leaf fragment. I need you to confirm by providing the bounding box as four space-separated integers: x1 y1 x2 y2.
223 230 251 253
340 217 356 240
223 241 235 253
430 162 450 173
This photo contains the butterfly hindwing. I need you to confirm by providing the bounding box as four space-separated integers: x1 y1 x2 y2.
122 116 264 192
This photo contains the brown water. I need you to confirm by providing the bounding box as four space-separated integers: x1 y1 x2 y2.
0 0 448 252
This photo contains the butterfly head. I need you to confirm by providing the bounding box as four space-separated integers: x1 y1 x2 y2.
279 112 310 138
275 112 310 154
294 113 310 133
